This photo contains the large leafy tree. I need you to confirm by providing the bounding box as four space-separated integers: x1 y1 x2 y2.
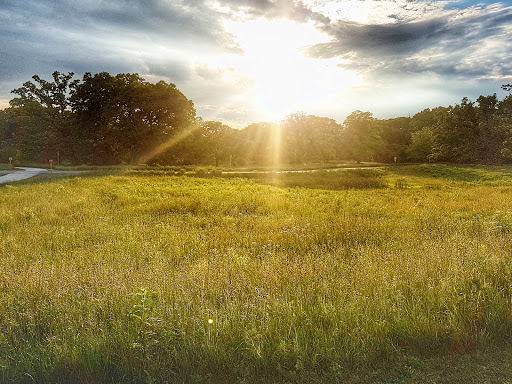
10 71 78 162
378 117 413 162
497 93 512 162
475 94 503 163
7 71 196 165
281 113 342 164
341 110 383 163
281 112 310 164
407 107 447 162
198 120 237 166
428 99 478 163
407 127 435 163
302 115 343 162
70 72 196 164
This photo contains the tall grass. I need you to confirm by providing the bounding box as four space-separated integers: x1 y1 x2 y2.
1 169 512 382
230 168 388 190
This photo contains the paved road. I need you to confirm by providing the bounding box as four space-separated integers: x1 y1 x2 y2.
0 167 48 184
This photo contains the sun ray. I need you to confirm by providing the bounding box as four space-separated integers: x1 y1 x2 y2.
138 122 202 165
271 124 282 168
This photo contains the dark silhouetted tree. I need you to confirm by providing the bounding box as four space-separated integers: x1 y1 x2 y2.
71 72 196 164
378 117 413 162
10 71 78 162
0 108 20 162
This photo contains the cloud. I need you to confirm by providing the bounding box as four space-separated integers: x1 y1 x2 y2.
0 0 243 84
306 0 448 24
304 2 512 82
212 0 330 23
307 18 454 58
179 63 260 127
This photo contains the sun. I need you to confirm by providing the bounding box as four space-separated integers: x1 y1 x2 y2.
218 18 361 120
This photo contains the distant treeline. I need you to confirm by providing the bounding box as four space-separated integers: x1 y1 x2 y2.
1 71 512 166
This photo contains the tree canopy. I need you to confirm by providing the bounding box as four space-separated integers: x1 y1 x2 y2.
4 71 196 165
2 71 512 166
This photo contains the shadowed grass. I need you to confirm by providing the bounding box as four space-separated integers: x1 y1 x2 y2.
387 164 512 186
232 168 387 190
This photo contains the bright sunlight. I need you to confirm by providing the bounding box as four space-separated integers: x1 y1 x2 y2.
219 18 361 120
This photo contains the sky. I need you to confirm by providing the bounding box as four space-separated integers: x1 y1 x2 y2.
0 0 511 128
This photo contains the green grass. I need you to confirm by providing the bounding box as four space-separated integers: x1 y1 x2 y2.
1 165 512 382
0 164 16 171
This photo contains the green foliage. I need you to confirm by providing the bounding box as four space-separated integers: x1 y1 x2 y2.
281 113 342 164
341 110 383 163
8 102 48 162
378 117 413 163
0 109 17 162
236 122 280 166
419 95 512 164
197 120 237 166
71 72 196 165
3 71 197 166
10 71 78 163
407 127 435 163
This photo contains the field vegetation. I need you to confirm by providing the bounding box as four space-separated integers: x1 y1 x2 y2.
1 164 512 383
0 164 15 171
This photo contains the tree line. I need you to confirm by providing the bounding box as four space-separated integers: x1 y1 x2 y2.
1 71 512 166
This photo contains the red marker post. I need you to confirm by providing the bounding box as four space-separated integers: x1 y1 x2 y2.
49 159 53 170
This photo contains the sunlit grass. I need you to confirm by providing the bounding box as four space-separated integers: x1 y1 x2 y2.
1 167 512 382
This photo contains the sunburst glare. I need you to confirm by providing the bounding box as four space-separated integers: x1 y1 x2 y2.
216 18 361 120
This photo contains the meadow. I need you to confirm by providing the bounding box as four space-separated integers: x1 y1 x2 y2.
1 164 512 383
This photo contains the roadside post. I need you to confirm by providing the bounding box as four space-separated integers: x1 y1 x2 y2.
9 157 12 169
49 159 53 170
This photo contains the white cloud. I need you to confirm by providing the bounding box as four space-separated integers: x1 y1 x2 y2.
305 0 449 24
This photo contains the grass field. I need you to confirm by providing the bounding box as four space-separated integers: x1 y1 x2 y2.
1 164 512 383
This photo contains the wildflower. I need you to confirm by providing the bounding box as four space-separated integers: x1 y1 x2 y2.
208 319 213 324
